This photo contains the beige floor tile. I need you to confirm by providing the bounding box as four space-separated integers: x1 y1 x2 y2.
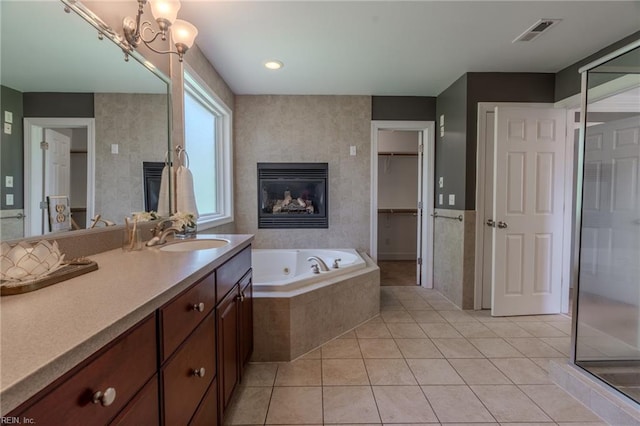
322 386 381 424
439 310 480 323
386 322 427 338
381 310 415 323
400 298 432 310
468 338 524 358
504 337 566 358
514 321 569 337
451 322 499 338
356 321 393 338
381 303 407 312
470 385 552 423
540 337 571 356
484 322 534 338
266 387 323 424
364 358 417 385
431 338 484 358
275 359 322 386
337 330 357 339
520 384 604 423
548 321 572 334
490 358 552 384
421 385 495 423
359 338 403 358
410 310 447 323
510 314 568 322
322 359 370 385
297 348 321 360
224 386 272 425
448 359 511 384
428 301 460 310
321 338 362 358
419 322 463 338
241 363 279 387
372 385 438 423
406 359 464 385
395 338 443 358
530 357 568 373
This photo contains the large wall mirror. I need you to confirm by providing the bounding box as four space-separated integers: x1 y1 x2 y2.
0 0 171 240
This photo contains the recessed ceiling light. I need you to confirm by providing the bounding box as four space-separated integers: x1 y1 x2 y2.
264 60 284 70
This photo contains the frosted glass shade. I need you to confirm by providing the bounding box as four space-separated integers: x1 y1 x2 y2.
149 0 181 25
172 19 198 48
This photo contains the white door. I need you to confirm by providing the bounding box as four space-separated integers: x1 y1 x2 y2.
492 107 567 316
416 132 424 285
44 129 71 233
580 116 640 306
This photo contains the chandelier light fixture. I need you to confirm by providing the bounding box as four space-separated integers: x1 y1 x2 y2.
122 0 197 62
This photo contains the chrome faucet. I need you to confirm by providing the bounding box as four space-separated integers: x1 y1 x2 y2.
146 225 183 246
332 258 342 269
307 256 330 272
150 219 175 238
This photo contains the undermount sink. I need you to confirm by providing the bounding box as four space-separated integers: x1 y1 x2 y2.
159 239 230 252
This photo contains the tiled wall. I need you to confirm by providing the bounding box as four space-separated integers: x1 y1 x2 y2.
0 209 24 241
94 93 168 223
433 208 475 309
234 95 372 251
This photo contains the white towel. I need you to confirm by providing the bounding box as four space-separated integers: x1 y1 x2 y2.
157 165 175 217
176 165 199 218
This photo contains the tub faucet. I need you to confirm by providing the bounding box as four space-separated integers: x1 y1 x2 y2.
307 256 330 272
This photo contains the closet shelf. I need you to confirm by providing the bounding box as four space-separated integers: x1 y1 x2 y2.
378 152 418 156
378 208 418 214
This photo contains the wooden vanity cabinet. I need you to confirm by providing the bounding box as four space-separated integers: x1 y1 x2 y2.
13 314 158 426
239 272 254 374
216 284 240 414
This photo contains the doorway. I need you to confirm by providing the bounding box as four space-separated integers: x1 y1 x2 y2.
24 118 95 237
474 103 574 315
370 121 434 288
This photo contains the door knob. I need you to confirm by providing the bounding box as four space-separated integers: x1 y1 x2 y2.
497 221 508 229
486 219 496 228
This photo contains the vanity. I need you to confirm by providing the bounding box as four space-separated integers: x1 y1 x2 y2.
0 234 253 425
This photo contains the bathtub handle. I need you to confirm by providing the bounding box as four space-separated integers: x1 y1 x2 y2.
310 264 320 274
332 258 342 269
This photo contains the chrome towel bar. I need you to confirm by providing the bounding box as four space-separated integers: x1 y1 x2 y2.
431 212 463 222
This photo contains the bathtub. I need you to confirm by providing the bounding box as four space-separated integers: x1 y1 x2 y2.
250 248 380 361
252 248 366 295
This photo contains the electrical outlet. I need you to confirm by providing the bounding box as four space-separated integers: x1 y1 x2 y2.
448 194 455 205
438 177 444 188
350 145 356 156
6 194 14 206
111 144 119 154
5 176 13 188
4 123 11 135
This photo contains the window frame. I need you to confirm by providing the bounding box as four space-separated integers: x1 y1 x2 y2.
182 65 233 230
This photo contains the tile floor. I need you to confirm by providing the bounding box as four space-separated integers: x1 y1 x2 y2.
224 286 608 425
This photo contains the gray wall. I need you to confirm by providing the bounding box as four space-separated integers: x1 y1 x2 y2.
372 96 437 121
234 95 371 251
23 93 94 118
555 30 640 102
0 86 24 210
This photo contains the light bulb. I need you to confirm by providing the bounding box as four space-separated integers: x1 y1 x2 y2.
172 19 198 49
149 0 181 25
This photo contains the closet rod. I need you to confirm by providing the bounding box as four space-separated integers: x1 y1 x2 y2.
378 208 418 215
431 212 463 222
378 152 418 156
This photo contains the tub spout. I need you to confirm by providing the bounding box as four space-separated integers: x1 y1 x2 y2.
307 256 330 272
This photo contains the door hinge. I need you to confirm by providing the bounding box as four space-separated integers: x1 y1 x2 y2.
418 143 424 154
417 257 422 265
39 201 48 209
40 141 49 150
418 201 423 210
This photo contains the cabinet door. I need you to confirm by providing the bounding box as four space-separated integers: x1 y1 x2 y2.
239 272 253 373
189 378 218 426
109 376 159 426
216 285 239 414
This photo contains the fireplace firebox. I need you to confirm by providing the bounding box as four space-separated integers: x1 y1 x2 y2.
258 163 328 229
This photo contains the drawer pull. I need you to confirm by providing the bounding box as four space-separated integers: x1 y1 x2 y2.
92 387 117 407
192 367 206 378
191 302 205 312
237 292 245 302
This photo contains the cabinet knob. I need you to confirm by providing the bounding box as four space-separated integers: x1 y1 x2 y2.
192 367 206 378
192 302 205 312
237 293 245 302
92 387 116 407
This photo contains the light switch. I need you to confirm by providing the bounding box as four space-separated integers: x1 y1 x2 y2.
4 123 11 135
5 176 13 188
439 114 445 127
111 144 119 154
448 194 455 205
438 177 444 188
438 194 443 205
350 145 357 156
4 111 13 124
6 194 14 206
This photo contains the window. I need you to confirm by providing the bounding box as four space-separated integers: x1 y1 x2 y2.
183 68 233 229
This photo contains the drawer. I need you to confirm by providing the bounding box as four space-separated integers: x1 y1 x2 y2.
109 375 159 426
216 245 251 303
161 272 215 360
163 310 216 426
189 378 218 426
19 315 157 426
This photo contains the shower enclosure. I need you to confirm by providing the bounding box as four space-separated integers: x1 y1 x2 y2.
573 41 640 404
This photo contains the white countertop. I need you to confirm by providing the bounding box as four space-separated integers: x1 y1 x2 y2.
0 234 253 415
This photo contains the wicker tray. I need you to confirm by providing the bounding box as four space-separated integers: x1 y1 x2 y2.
1 258 98 296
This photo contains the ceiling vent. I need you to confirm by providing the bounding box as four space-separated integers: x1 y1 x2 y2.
513 19 561 43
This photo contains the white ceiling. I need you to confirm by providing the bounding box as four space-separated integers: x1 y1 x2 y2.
179 0 640 96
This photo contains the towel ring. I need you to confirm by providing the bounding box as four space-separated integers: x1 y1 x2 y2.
175 145 190 168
